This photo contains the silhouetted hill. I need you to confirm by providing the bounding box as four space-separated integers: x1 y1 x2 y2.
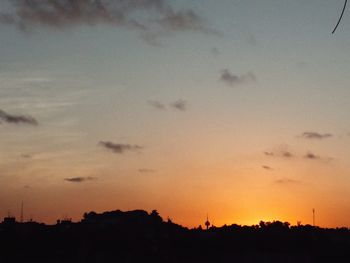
1 209 350 262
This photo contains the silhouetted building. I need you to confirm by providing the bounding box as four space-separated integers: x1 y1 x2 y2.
2 216 16 225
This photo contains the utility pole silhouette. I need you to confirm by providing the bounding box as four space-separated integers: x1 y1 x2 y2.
313 209 315 227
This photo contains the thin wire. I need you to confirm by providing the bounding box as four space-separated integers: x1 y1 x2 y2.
332 0 348 34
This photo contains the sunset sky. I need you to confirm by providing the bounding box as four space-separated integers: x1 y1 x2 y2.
1 0 350 228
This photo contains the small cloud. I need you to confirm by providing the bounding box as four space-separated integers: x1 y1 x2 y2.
138 169 156 173
262 165 273 170
220 69 256 87
275 178 299 185
304 152 320 160
155 9 217 35
21 154 32 159
281 151 294 158
300 132 332 140
64 177 96 183
99 141 143 154
0 109 38 126
170 99 187 111
264 147 294 159
148 100 166 110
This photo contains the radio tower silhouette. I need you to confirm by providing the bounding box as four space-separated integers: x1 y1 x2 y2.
205 214 210 230
312 208 315 227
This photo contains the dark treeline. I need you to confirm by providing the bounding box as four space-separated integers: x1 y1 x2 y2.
1 209 350 262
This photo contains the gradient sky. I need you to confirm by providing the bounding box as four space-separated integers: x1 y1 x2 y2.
1 0 350 228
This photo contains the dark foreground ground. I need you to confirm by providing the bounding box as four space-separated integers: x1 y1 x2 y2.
1 209 350 263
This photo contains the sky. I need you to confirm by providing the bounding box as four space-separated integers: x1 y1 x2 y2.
1 0 350 228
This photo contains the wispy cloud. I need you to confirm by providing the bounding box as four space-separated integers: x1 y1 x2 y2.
265 145 333 162
300 132 332 140
275 178 299 185
304 152 321 160
0 0 162 30
0 109 38 126
170 99 187 111
64 176 96 183
148 100 166 110
220 69 256 87
148 99 188 111
281 151 294 158
155 9 217 34
0 0 217 43
99 141 143 154
262 165 273 170
264 149 294 159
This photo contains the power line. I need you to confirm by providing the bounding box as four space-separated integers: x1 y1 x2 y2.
332 0 348 34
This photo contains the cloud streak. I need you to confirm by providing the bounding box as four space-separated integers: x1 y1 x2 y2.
275 178 299 185
64 176 96 183
99 141 143 154
0 109 38 126
0 0 161 30
171 99 187 111
281 151 294 158
148 100 166 110
265 147 331 162
148 99 188 111
300 132 332 140
155 9 216 34
0 0 217 43
220 69 256 87
304 152 321 160
264 149 294 159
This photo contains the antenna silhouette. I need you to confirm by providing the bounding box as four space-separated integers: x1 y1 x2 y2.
332 0 348 34
313 208 315 227
20 201 24 223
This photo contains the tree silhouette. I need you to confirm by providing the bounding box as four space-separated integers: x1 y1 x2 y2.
2 209 350 262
